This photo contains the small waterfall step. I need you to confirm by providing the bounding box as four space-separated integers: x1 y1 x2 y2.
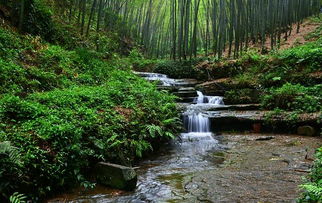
134 72 199 88
194 91 224 105
183 113 211 133
180 132 216 143
133 71 176 86
134 72 168 78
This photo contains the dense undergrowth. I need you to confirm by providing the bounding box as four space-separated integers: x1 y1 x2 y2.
0 2 180 201
299 147 322 203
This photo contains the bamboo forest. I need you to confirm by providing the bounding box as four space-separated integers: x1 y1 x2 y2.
0 0 321 202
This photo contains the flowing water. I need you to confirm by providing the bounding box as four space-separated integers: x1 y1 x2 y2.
49 74 322 203
194 91 224 105
133 72 176 86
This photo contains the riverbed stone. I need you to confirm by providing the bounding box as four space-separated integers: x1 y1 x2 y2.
297 126 316 136
93 162 137 191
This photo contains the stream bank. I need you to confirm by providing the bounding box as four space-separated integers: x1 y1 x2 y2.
48 133 321 203
48 73 321 203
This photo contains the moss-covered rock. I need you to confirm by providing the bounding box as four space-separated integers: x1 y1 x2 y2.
93 162 137 191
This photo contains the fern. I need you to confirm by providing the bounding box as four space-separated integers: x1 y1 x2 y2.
162 118 177 125
300 184 322 201
299 147 322 202
9 192 27 203
164 131 175 139
146 125 162 138
130 140 151 157
0 141 22 166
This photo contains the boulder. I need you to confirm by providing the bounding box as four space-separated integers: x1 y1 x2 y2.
93 162 137 191
297 126 316 136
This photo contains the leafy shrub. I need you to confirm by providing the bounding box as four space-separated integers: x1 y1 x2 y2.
0 32 122 95
0 71 180 200
0 28 22 60
276 38 322 71
299 147 322 203
153 60 202 79
261 83 321 113
225 88 261 104
128 48 157 72
0 142 23 202
233 73 259 88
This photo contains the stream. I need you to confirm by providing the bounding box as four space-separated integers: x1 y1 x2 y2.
49 73 321 203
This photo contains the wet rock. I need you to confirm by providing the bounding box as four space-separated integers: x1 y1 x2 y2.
174 79 200 87
196 78 231 95
176 97 196 103
93 162 137 191
207 104 261 111
207 111 321 133
174 90 197 97
178 87 195 92
297 126 316 136
156 86 179 92
256 136 275 141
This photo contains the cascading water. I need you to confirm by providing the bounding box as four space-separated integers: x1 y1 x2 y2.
195 91 205 104
184 91 224 133
184 113 210 133
133 71 176 86
194 91 224 105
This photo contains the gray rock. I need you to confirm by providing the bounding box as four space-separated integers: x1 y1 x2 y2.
93 162 137 191
297 126 316 136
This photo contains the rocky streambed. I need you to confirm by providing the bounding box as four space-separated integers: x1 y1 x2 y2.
48 133 321 203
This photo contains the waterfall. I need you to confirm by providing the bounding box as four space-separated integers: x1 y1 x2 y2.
133 72 175 86
194 91 224 105
184 113 210 133
208 96 224 105
196 91 205 103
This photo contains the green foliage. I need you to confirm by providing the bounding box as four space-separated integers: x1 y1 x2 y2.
128 48 157 72
299 147 322 203
9 192 27 203
21 0 55 41
264 109 299 129
305 15 322 41
0 142 23 201
0 28 23 60
0 71 180 200
225 89 261 104
277 38 322 71
261 83 321 113
0 27 128 95
0 20 181 201
232 73 259 88
154 60 203 79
